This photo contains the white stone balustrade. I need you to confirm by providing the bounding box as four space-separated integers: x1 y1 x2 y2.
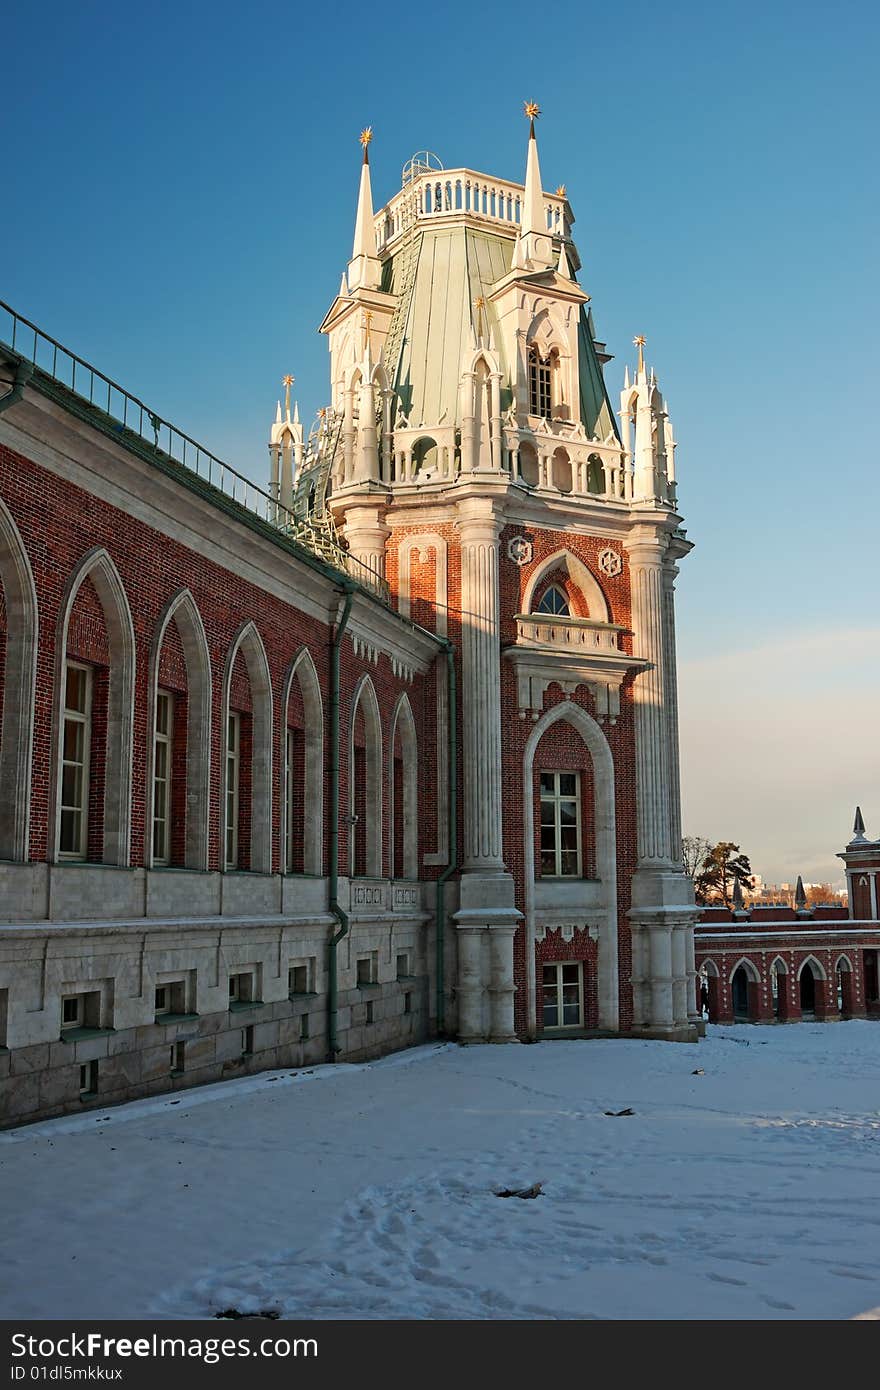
513 613 624 654
375 169 571 255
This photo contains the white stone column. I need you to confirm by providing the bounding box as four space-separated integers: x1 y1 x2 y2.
489 372 503 472
459 373 476 473
649 924 674 1030
341 506 389 585
625 531 673 867
630 924 651 1028
342 388 356 484
456 926 485 1042
685 922 701 1027
353 380 380 482
488 924 518 1041
671 922 688 1026
456 503 504 871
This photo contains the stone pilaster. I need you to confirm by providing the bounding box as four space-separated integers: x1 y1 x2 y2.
625 523 699 1040
487 924 518 1041
456 502 505 872
455 925 485 1043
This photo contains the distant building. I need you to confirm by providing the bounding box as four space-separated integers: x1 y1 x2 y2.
695 810 880 1022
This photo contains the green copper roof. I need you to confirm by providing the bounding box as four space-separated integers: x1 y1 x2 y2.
381 225 618 441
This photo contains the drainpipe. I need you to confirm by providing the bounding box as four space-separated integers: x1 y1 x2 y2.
0 361 33 414
435 640 458 1034
327 582 356 1059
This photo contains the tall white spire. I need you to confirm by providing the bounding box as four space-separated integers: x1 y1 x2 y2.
522 107 545 238
348 128 381 292
512 103 555 272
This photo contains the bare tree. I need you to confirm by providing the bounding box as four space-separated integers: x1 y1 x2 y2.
682 835 712 880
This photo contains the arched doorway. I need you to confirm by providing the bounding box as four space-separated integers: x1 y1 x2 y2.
731 966 750 1020
800 964 817 1017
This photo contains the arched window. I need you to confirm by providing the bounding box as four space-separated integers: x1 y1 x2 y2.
350 677 382 878
390 694 418 880
54 549 135 866
283 649 323 876
0 497 38 862
221 623 273 874
536 585 570 617
149 590 212 871
528 345 552 418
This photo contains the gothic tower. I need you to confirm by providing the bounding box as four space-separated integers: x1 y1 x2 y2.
299 111 699 1041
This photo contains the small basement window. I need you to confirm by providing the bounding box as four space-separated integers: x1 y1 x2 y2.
356 954 378 987
79 1060 99 1099
155 981 186 1019
229 973 257 1007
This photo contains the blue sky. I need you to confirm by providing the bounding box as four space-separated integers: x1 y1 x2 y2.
2 0 877 884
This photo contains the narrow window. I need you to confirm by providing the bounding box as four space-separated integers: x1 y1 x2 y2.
59 662 92 860
542 962 584 1029
79 1059 99 1098
285 727 296 873
228 972 254 1006
539 772 582 877
357 954 377 987
152 689 173 865
225 711 240 869
396 952 410 979
289 964 310 996
528 346 552 419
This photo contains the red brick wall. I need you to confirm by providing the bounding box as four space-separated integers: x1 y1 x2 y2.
0 442 430 876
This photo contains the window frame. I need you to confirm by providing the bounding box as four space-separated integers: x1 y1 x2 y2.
538 770 583 878
152 688 174 866
58 660 93 861
541 961 584 1030
535 584 571 617
528 345 553 419
225 710 241 870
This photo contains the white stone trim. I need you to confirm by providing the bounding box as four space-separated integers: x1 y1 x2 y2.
522 702 618 1035
349 674 383 878
52 547 136 867
146 588 212 871
389 692 418 880
280 647 324 877
521 547 611 624
220 621 273 875
0 497 38 861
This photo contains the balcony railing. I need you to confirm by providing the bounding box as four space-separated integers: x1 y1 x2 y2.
513 614 625 653
375 168 571 256
0 299 389 602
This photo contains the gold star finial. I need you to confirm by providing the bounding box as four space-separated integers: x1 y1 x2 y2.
633 335 646 374
524 101 541 122
474 295 486 338
282 374 294 415
555 184 566 198
282 374 294 388
359 126 373 162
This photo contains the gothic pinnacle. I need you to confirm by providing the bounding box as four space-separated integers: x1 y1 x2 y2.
853 805 867 840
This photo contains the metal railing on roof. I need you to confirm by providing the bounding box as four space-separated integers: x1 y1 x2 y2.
0 299 389 601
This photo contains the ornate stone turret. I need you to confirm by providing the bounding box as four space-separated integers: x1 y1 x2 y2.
838 807 880 920
307 109 699 1041
268 375 303 513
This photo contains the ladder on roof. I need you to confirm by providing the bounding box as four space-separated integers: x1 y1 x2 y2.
380 189 421 411
282 411 344 562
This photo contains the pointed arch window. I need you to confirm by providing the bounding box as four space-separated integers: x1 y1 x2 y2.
528 345 552 418
536 585 570 617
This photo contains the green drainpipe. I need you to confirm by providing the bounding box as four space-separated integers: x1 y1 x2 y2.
327 583 356 1060
0 361 33 414
435 641 458 1034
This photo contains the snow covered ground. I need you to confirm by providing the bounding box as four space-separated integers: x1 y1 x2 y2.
3 1023 880 1321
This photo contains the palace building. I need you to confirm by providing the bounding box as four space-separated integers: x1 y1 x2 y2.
0 111 699 1127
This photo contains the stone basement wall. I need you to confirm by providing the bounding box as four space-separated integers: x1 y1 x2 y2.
0 912 430 1127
